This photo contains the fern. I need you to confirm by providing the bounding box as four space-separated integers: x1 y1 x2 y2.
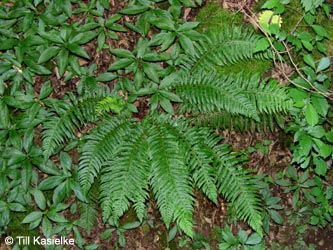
78 114 263 237
78 116 135 193
172 71 291 130
180 26 271 72
79 187 99 234
100 124 150 223
42 89 110 159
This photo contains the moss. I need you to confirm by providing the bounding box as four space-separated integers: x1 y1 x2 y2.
195 3 243 32
5 212 40 250
195 2 272 77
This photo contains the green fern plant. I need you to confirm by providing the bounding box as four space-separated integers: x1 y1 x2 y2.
39 19 291 239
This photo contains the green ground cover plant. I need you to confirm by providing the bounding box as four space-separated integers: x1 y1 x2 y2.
0 0 332 249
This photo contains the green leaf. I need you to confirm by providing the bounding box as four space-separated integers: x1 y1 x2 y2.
71 31 97 45
39 176 65 190
57 49 69 77
38 46 60 64
305 103 318 126
254 38 270 52
0 38 18 50
108 58 133 71
316 57 330 72
110 48 134 58
60 152 72 171
262 0 279 9
8 203 26 212
177 22 200 32
246 233 262 245
159 97 174 114
160 90 182 102
178 33 195 56
39 81 54 100
42 217 53 238
120 5 149 15
46 211 68 223
22 211 43 223
67 43 90 59
303 54 316 69
150 18 175 31
143 62 159 82
311 94 329 117
0 100 10 129
311 25 329 38
268 210 284 224
122 221 141 230
96 72 117 82
24 58 52 75
31 189 46 210
314 158 328 176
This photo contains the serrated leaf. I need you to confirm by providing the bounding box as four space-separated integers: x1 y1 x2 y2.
38 47 60 64
305 103 318 126
311 25 329 38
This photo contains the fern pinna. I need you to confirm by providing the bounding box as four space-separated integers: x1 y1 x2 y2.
79 115 262 237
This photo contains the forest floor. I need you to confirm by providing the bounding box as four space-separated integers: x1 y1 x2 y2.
55 1 332 249
3 0 332 249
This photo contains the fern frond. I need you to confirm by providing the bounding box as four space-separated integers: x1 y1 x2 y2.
79 188 99 234
146 115 195 237
78 116 135 193
241 75 292 114
214 144 263 236
173 71 260 121
180 27 271 72
42 89 109 159
100 125 150 222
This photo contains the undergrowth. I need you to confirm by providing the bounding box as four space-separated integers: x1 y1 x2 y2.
0 0 332 249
